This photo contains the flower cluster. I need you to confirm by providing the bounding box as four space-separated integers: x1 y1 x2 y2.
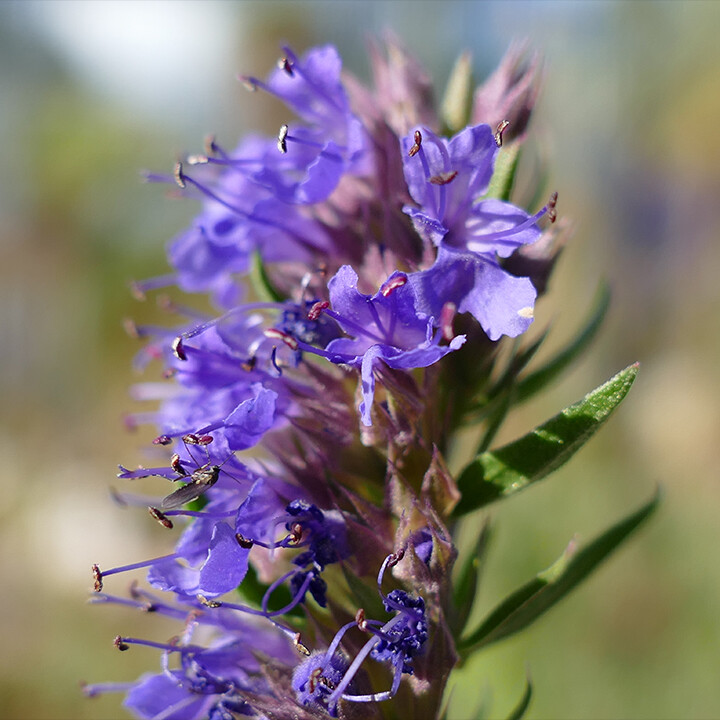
88 38 568 719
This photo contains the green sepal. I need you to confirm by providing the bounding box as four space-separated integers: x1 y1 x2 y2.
250 250 284 303
458 489 660 653
440 51 473 135
506 673 533 720
486 143 521 202
515 282 611 405
453 363 639 516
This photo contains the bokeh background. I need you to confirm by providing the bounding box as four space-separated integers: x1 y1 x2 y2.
2 1 719 718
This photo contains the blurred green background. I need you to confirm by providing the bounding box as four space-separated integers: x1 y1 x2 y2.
1 1 719 718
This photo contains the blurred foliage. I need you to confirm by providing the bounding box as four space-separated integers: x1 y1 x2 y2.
2 1 720 719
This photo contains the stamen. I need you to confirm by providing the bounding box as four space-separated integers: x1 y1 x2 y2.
235 533 254 549
172 336 187 361
408 130 422 157
173 161 186 189
92 564 103 592
355 608 368 631
277 124 289 154
153 435 173 446
171 454 188 476
186 154 208 165
429 171 458 185
241 356 257 372
440 302 457 342
547 191 559 223
197 595 222 608
278 56 294 76
494 119 510 147
379 274 408 297
294 633 311 656
182 433 201 445
238 75 258 92
287 522 304 545
264 328 299 351
148 507 173 529
114 635 129 651
307 300 329 321
203 134 217 156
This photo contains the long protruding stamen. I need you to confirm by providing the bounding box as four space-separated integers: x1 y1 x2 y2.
326 614 406 712
471 194 557 244
280 46 345 114
173 163 326 255
92 554 178 588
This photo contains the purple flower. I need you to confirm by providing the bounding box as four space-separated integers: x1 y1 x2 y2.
303 265 465 425
401 124 551 340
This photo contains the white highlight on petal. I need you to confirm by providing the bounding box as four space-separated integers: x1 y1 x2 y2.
518 306 534 319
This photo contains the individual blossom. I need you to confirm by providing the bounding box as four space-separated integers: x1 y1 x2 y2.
401 124 556 340
294 265 465 425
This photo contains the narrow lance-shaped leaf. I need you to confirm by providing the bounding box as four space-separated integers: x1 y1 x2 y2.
450 518 493 636
458 489 660 653
453 363 638 516
506 673 533 720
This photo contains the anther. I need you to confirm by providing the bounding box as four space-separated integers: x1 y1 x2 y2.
92 564 103 593
355 608 368 631
547 191 558 223
278 56 294 76
186 154 209 166
408 130 423 157
148 507 174 529
197 595 222 608
239 75 258 92
152 435 173 446
277 124 289 154
114 636 129 652
128 281 146 302
288 522 304 545
440 302 457 342
429 171 458 186
182 433 200 445
235 533 254 549
318 675 336 690
197 435 214 446
388 548 405 568
494 119 510 147
123 318 140 339
241 356 257 372
309 667 322 693
380 274 408 297
163 368 177 380
172 336 187 361
264 328 299 351
171 454 188 477
173 161 186 189
307 300 329 321
294 633 311 656
204 134 217 156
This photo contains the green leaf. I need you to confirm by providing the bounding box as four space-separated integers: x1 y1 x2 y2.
486 144 521 202
451 518 493 635
453 363 639 516
515 282 611 405
341 565 386 619
250 250 284 303
459 489 660 652
506 673 533 720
